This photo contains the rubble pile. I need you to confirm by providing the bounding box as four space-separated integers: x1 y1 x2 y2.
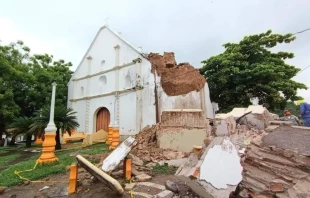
240 126 310 197
147 52 206 96
130 125 187 162
176 137 244 198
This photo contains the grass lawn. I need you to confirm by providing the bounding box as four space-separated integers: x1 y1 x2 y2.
0 154 21 167
0 143 110 187
0 147 18 153
152 163 178 174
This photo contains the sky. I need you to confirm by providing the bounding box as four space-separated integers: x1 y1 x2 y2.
0 0 309 102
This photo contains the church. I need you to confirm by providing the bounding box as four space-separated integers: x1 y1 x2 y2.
67 25 214 140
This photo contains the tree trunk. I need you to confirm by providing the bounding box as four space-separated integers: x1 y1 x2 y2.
25 134 32 148
55 128 62 150
0 122 4 140
9 134 17 146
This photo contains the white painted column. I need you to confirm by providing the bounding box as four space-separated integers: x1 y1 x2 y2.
114 45 120 126
85 56 92 133
71 80 76 109
45 82 57 133
136 59 143 133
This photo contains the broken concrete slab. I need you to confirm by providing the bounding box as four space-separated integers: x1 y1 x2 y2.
135 173 152 182
228 108 247 118
158 158 188 167
215 114 236 136
136 182 166 190
199 139 243 189
153 190 174 198
165 180 179 193
128 154 144 166
176 137 242 198
102 136 136 173
238 128 310 197
76 155 124 195
225 105 274 130
125 183 136 191
132 167 145 176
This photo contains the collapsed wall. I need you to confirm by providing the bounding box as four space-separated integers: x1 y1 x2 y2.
147 52 206 96
240 126 310 197
130 124 187 162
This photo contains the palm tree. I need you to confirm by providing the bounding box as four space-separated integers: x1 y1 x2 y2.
30 106 79 150
8 117 41 148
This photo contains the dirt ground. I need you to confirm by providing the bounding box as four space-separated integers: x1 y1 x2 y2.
2 172 201 198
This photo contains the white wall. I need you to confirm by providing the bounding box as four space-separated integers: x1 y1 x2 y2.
73 28 143 79
74 100 86 132
67 80 73 108
68 27 157 136
157 73 203 119
68 26 213 137
119 92 136 135
141 60 156 130
89 72 115 96
119 66 136 90
156 75 214 119
204 82 214 119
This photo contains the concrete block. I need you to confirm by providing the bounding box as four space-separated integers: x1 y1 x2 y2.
157 128 205 152
154 190 174 198
214 114 236 136
125 183 136 191
135 173 152 182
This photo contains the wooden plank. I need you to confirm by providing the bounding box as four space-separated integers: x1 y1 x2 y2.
76 155 124 195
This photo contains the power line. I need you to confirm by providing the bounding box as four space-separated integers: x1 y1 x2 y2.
100 27 310 99
298 65 310 74
293 28 310 35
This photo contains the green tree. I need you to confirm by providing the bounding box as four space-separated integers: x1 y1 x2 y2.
8 117 41 148
273 101 300 117
0 41 73 140
0 41 31 138
200 30 307 112
30 106 79 150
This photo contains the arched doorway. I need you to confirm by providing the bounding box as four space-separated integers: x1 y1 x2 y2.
96 107 110 132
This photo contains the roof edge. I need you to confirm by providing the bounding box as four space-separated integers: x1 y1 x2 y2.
70 25 145 82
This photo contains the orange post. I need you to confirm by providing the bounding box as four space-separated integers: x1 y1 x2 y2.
34 135 43 144
106 126 113 145
109 127 120 150
36 133 58 164
123 158 132 180
68 163 78 194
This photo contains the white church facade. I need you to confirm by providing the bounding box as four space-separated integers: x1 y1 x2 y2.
67 26 214 139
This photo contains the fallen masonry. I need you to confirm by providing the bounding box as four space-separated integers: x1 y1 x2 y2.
147 52 206 96
238 126 310 197
72 103 310 198
176 137 243 198
130 124 188 162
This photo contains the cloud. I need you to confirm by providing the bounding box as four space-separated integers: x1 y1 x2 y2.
0 17 80 65
0 0 309 103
